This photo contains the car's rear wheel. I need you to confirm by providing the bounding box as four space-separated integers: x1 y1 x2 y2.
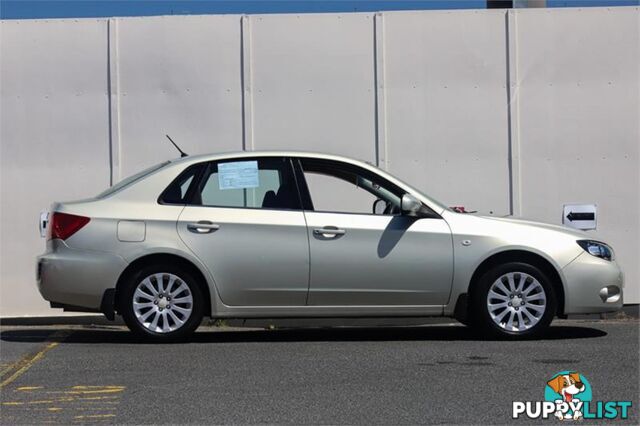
120 265 204 341
473 262 556 339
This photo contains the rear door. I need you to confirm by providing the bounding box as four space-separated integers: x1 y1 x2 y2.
176 157 309 306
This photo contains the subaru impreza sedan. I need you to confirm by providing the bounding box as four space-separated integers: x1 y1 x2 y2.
37 151 623 341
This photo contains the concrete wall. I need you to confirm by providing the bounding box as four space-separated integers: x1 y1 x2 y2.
1 7 638 317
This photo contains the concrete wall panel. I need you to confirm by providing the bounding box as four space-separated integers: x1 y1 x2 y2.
383 10 511 216
248 13 377 162
0 19 111 316
116 15 243 178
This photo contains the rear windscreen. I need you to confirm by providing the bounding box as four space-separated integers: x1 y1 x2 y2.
96 161 170 199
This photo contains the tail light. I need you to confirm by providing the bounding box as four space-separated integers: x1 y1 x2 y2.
47 212 90 241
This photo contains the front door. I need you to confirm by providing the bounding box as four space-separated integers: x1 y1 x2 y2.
296 158 453 306
177 157 309 306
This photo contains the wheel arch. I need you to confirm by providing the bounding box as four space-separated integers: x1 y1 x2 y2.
467 249 566 317
115 253 212 317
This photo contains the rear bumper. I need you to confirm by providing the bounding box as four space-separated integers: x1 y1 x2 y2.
37 242 128 311
562 252 624 314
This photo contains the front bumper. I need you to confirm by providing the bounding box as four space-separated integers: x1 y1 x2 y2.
37 241 128 311
562 252 624 314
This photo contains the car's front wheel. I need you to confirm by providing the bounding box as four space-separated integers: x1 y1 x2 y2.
473 262 557 339
120 265 204 341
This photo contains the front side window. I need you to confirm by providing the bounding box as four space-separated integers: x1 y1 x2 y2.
298 158 403 215
194 157 300 210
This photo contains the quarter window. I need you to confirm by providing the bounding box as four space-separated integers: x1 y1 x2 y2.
159 164 204 204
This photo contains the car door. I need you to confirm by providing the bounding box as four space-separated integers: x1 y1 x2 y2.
295 158 453 306
176 157 309 306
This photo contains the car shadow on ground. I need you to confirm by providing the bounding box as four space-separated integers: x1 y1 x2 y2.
0 324 607 345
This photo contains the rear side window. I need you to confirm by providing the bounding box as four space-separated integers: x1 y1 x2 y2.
194 158 300 210
159 164 204 204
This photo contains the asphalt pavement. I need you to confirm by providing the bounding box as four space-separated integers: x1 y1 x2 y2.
0 319 638 425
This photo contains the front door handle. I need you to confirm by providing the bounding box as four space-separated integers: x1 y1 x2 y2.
187 221 220 234
313 227 346 238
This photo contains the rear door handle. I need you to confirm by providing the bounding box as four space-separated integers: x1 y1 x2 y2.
187 221 220 234
313 227 346 237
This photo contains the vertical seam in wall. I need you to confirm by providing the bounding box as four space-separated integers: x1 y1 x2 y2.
240 15 254 151
506 10 521 216
107 18 121 185
374 12 387 170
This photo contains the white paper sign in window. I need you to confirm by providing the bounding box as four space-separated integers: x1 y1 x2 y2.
218 161 259 190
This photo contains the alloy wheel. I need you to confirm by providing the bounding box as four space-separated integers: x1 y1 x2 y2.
486 271 547 332
132 273 193 333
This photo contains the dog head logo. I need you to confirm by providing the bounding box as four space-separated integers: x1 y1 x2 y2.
547 373 586 402
545 371 592 421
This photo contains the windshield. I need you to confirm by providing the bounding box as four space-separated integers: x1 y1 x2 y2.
96 161 171 199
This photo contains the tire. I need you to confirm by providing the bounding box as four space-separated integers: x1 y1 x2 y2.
120 264 204 342
472 262 556 339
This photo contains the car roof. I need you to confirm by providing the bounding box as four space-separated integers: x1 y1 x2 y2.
171 150 374 168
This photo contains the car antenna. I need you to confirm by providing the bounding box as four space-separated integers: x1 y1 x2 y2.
165 134 188 158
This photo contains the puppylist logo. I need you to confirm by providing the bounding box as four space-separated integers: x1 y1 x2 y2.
512 371 633 421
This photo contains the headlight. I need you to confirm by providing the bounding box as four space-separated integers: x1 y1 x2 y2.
577 240 614 261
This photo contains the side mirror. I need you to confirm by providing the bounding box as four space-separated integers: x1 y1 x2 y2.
401 194 422 217
373 199 387 215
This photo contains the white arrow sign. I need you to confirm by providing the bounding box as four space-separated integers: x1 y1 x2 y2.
563 204 597 230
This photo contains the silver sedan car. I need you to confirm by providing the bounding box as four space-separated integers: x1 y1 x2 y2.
37 151 623 341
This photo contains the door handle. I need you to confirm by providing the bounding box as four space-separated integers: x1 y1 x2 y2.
187 221 220 234
313 227 346 237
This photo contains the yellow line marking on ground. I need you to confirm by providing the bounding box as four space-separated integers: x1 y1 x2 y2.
71 386 123 389
47 392 126 399
52 397 76 402
2 382 125 423
64 386 125 395
75 402 121 406
0 331 69 389
0 361 20 376
0 342 59 388
17 386 45 391
78 396 120 401
73 414 116 419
